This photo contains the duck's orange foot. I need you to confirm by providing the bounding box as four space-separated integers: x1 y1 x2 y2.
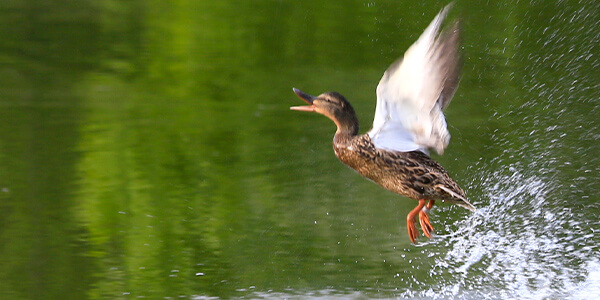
407 215 419 243
419 200 435 238
406 199 427 243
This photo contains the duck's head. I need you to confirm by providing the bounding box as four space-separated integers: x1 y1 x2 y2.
290 88 359 134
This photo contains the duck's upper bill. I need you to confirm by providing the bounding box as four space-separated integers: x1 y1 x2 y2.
367 4 461 155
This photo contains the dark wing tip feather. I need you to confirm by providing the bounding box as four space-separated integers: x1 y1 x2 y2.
436 20 462 110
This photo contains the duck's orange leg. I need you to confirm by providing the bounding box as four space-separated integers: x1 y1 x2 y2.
407 199 427 243
419 200 435 238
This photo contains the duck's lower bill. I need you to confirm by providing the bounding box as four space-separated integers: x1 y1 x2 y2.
290 105 316 112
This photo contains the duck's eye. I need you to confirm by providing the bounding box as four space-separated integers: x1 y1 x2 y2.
318 97 337 104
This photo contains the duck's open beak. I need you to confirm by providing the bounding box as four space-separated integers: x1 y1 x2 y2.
290 88 317 112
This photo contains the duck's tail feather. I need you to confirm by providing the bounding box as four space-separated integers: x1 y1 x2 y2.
438 185 476 211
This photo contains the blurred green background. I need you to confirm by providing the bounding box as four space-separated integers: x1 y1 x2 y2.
0 0 599 299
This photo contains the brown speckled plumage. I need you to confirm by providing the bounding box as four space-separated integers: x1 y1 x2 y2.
334 132 473 211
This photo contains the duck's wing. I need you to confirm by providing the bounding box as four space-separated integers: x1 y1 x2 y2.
367 5 461 155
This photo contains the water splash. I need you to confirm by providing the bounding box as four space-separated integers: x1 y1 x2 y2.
409 166 599 299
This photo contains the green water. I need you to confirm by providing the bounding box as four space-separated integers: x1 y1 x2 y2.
1 0 599 299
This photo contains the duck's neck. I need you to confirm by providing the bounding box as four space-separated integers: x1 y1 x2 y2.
333 118 359 145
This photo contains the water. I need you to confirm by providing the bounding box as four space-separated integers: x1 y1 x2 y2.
1 0 599 299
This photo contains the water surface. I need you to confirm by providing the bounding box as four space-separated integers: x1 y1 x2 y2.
0 0 599 299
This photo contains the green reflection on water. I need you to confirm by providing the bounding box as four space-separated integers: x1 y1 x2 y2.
0 0 599 299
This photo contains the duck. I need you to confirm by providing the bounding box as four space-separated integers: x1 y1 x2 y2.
290 4 475 243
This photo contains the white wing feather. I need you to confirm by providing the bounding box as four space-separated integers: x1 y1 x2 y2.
368 5 461 155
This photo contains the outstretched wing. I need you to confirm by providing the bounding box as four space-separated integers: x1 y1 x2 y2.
367 5 461 155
